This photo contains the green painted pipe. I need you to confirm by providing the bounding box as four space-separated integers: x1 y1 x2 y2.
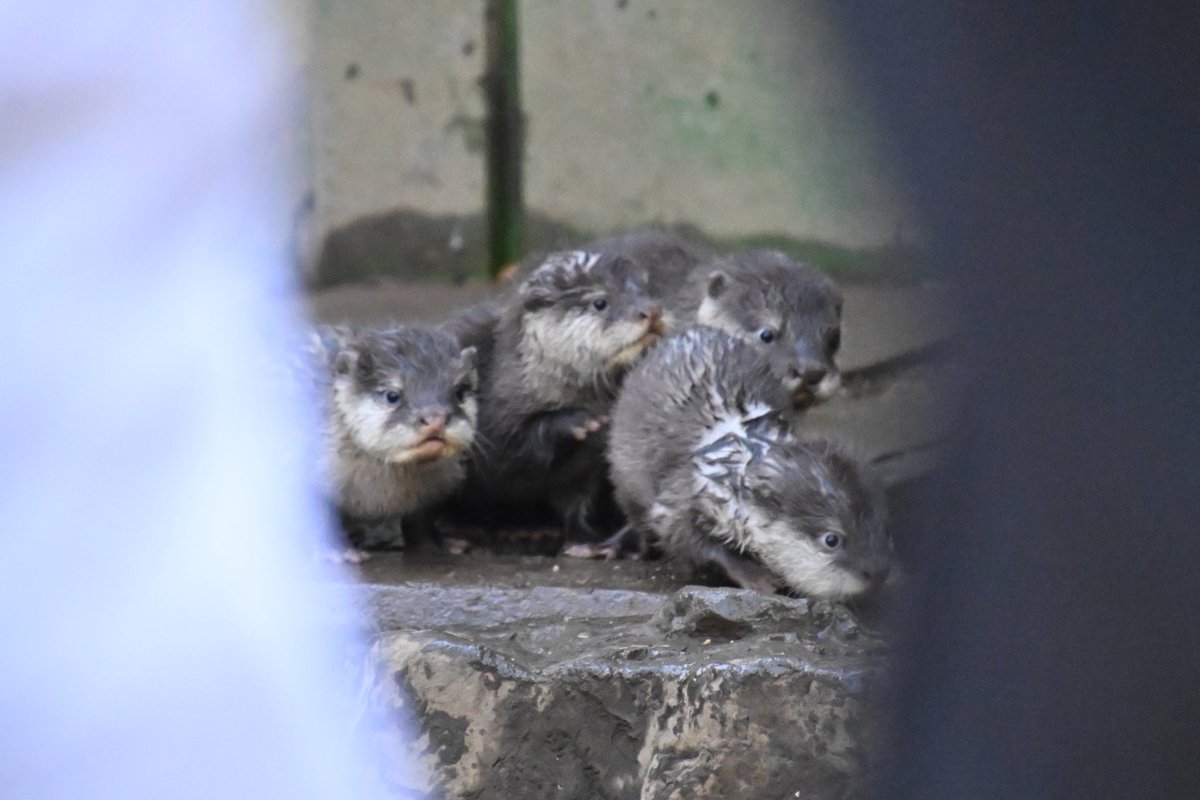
484 0 523 279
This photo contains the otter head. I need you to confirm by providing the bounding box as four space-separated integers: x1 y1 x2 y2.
330 327 478 466
742 439 891 601
517 250 665 380
696 250 843 408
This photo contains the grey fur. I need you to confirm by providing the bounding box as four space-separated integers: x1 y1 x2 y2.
609 327 891 599
440 298 502 355
308 324 479 545
586 228 716 301
588 229 845 406
467 249 664 540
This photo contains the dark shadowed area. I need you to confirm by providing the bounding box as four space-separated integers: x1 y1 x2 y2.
834 4 1200 798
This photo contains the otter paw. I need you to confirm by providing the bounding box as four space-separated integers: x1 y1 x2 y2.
319 546 372 565
568 415 609 441
562 542 621 560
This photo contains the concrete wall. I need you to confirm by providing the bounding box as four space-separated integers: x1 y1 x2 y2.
298 0 916 283
522 0 912 246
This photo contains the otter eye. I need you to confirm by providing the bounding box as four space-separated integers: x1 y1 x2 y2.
827 328 841 355
382 390 401 405
592 298 608 311
453 383 472 403
820 533 842 550
758 328 776 343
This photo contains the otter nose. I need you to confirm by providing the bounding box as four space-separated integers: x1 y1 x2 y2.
861 561 891 585
788 363 827 387
801 366 828 387
638 304 665 334
416 409 449 433
638 304 663 323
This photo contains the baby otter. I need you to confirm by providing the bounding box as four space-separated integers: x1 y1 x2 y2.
310 325 478 555
588 229 845 407
609 327 891 599
466 249 665 543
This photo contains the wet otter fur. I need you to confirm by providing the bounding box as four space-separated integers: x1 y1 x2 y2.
609 327 892 599
588 229 845 407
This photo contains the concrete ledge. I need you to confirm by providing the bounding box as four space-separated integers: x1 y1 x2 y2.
363 578 886 799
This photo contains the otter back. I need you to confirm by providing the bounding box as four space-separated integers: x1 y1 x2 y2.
609 327 892 599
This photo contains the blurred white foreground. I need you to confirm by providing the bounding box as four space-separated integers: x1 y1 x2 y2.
0 2 399 797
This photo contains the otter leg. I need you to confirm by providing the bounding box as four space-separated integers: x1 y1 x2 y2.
562 523 649 560
509 408 607 472
555 490 602 544
401 511 442 550
702 545 783 593
344 513 405 551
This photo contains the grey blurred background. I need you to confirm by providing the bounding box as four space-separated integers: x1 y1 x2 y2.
279 0 921 286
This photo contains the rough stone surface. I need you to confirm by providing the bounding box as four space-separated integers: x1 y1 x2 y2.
356 563 888 800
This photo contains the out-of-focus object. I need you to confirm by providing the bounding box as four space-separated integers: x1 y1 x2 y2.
0 1 399 798
834 4 1200 798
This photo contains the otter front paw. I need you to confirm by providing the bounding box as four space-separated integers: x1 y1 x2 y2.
562 542 621 560
568 414 608 442
542 408 608 443
319 546 372 565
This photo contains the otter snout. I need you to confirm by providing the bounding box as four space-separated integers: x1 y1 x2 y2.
638 303 666 335
786 358 829 407
416 408 450 435
790 363 828 389
787 352 840 406
860 559 891 587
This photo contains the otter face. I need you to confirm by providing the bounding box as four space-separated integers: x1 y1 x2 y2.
743 440 891 601
518 250 664 378
331 328 478 466
695 250 843 408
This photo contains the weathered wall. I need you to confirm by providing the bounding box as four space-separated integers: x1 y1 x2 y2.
299 0 916 282
522 0 912 246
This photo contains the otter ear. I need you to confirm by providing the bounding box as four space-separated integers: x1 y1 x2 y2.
458 345 478 371
706 270 730 299
333 348 356 376
521 282 555 311
334 347 372 378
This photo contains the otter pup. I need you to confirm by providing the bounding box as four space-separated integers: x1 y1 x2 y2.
609 327 891 599
588 229 844 407
310 325 478 556
467 249 664 544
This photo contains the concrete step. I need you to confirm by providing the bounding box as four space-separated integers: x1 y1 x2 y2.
340 553 886 800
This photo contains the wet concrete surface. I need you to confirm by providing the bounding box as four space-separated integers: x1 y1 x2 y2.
356 558 889 799
358 550 681 592
334 550 897 799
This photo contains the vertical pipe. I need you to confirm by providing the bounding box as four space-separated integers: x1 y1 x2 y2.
484 0 523 279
